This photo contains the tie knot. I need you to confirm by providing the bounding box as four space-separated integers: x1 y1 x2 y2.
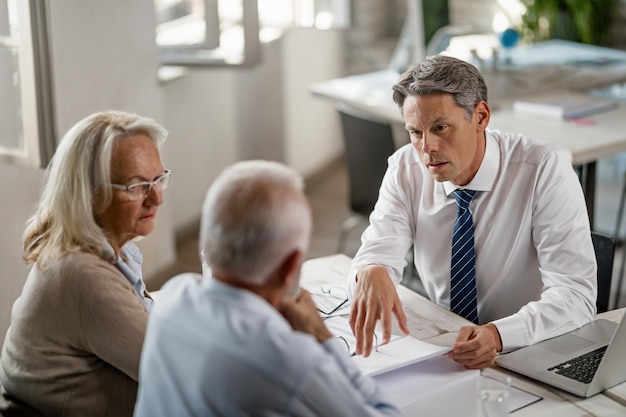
453 189 477 209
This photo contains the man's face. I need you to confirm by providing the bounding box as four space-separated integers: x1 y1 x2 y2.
402 93 488 186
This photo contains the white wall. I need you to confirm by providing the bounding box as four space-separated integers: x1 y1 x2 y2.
161 28 346 234
0 164 42 342
47 0 176 277
160 69 240 233
0 1 347 346
283 28 345 177
0 0 177 345
235 37 285 163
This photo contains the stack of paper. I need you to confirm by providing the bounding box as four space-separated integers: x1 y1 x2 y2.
324 315 452 376
324 315 542 415
512 93 618 120
374 356 479 416
351 335 450 376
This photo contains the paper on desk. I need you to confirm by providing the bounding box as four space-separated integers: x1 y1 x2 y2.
512 93 618 120
374 356 479 416
323 316 400 355
352 335 450 377
323 316 450 376
374 358 542 417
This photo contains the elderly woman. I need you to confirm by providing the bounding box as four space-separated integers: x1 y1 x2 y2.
0 110 171 416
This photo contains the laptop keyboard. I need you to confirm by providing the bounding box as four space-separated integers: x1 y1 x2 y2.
547 345 608 384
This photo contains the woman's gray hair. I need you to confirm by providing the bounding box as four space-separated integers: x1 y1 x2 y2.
392 55 488 120
200 160 312 286
23 110 168 266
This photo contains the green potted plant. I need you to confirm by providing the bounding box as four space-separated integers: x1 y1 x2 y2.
520 0 618 46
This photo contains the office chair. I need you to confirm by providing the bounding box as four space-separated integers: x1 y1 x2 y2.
613 171 626 309
591 231 616 314
336 103 396 254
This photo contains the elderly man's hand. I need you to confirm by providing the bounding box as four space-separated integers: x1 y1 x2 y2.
280 290 333 343
348 265 410 357
447 323 502 369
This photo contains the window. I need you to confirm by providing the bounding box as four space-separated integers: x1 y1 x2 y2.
0 0 55 168
154 0 350 67
155 0 261 67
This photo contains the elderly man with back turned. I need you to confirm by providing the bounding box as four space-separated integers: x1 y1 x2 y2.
134 160 401 417
348 55 597 370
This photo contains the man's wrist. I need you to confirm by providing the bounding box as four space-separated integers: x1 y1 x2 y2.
315 326 333 344
356 264 392 284
486 322 503 352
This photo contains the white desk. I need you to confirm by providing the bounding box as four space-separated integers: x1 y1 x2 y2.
301 254 626 416
310 40 626 227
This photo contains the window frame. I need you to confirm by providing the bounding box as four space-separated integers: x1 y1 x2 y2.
154 0 351 69
156 0 261 68
0 0 56 169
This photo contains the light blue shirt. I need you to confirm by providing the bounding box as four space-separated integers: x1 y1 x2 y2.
109 241 153 312
134 273 401 417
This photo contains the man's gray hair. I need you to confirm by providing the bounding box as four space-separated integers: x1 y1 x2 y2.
200 160 311 285
392 55 488 120
23 110 168 266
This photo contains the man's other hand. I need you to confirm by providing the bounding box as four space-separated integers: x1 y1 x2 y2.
447 323 502 369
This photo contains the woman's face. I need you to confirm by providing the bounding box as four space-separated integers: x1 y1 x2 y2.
95 134 165 252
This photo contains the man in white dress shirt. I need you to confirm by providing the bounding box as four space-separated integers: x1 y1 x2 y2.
134 160 401 417
348 55 597 370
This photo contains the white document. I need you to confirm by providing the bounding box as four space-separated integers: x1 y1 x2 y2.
323 316 402 356
326 316 541 414
323 316 450 376
374 358 542 416
374 356 480 416
512 93 618 120
351 336 450 376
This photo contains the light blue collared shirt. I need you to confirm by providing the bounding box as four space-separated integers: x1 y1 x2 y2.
134 273 400 417
108 241 153 312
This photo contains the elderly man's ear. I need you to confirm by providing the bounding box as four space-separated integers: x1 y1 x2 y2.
278 249 303 287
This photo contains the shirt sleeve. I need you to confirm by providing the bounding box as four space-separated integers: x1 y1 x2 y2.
289 338 402 417
492 149 597 351
347 156 415 297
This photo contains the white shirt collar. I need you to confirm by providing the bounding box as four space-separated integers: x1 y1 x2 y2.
443 130 500 196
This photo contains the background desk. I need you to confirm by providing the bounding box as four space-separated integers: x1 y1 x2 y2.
301 254 626 416
310 41 626 228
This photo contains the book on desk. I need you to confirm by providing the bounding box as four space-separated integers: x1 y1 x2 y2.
512 93 618 120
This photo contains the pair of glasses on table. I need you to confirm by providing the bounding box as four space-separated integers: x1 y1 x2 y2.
307 284 350 316
336 333 379 356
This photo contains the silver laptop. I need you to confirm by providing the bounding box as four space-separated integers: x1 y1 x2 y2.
495 311 626 397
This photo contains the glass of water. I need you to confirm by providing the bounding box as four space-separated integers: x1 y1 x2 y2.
476 374 511 417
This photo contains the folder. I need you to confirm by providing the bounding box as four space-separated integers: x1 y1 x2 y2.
512 93 618 120
324 315 542 415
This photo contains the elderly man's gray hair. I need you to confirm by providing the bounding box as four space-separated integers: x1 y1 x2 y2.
200 160 311 285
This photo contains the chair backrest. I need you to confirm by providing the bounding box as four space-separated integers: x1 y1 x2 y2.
591 231 616 313
337 104 397 216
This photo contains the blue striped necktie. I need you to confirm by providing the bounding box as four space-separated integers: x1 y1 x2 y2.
450 189 479 324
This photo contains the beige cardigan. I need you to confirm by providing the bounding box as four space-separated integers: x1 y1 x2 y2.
0 251 149 417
